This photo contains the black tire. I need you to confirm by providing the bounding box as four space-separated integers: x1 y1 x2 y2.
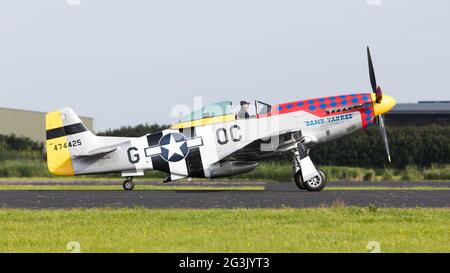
294 170 307 190
123 180 135 191
304 169 326 192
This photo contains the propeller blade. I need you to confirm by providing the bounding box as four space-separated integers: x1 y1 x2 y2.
378 114 391 163
367 46 377 94
368 47 391 162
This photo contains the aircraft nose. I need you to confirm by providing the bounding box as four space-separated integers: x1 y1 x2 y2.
371 93 396 116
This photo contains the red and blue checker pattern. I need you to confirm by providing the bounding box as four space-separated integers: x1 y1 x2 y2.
258 93 375 128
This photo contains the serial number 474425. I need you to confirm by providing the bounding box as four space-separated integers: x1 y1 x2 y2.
53 139 82 151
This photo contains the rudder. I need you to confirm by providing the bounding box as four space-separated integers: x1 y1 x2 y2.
45 108 95 176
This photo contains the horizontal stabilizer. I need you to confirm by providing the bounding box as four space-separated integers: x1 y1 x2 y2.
73 146 119 159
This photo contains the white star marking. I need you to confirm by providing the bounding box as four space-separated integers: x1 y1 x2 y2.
162 134 185 160
144 134 203 161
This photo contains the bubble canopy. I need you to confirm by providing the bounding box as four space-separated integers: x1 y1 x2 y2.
179 101 234 122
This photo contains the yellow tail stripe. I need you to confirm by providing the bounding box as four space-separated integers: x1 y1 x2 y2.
45 111 75 176
45 111 64 130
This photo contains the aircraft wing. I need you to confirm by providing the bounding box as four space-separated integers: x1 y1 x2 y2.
219 130 300 162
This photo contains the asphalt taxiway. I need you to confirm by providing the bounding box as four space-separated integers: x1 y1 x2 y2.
0 181 448 208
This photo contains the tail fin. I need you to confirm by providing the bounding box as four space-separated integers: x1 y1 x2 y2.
45 108 96 176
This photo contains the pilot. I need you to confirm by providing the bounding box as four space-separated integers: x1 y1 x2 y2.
237 101 250 119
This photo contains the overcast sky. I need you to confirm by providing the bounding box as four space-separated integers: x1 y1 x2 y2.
0 0 449 130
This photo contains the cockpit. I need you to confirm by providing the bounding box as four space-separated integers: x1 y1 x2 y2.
171 100 273 129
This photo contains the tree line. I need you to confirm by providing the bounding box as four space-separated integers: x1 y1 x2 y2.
97 123 170 137
310 125 449 168
0 134 44 161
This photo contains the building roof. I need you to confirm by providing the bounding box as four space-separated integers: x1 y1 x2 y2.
0 107 95 142
0 106 93 120
389 101 450 115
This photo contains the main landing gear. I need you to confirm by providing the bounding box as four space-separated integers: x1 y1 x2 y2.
292 142 327 191
294 169 326 191
122 177 135 191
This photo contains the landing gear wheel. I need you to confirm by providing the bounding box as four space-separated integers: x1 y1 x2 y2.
294 170 307 190
123 179 135 191
304 169 326 192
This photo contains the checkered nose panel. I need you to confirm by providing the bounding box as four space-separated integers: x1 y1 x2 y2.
263 93 375 128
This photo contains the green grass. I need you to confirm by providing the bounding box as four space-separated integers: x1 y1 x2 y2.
0 177 127 182
0 208 448 253
0 160 51 177
325 186 450 191
236 163 450 182
1 160 450 182
0 185 446 191
0 185 264 191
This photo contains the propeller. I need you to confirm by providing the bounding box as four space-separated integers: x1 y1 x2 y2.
367 46 391 163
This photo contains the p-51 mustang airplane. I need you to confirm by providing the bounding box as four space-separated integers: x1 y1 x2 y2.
45 47 396 191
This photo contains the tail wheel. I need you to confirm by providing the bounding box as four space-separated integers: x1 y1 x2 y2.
123 179 135 191
304 169 327 192
294 170 307 190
